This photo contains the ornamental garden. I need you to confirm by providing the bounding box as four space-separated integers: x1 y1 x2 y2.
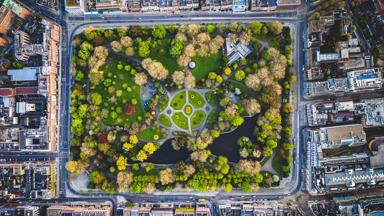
67 22 296 193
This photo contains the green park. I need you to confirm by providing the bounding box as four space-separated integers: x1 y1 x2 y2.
66 22 296 193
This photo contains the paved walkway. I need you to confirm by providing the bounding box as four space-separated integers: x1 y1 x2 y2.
157 88 213 135
260 150 278 175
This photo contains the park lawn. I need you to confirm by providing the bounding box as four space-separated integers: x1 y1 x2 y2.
158 114 172 127
158 94 169 112
271 152 284 174
188 90 205 108
149 39 182 74
191 110 206 129
191 52 222 81
95 59 145 126
205 91 219 106
226 79 255 97
171 91 186 110
138 124 168 141
206 109 219 127
172 112 189 130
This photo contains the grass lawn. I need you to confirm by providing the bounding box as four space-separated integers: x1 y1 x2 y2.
149 39 182 74
171 91 186 110
205 92 219 106
158 114 172 127
191 110 206 129
138 124 168 141
226 79 255 97
95 58 145 126
206 109 219 127
158 94 169 112
191 52 222 81
188 90 205 108
272 152 284 174
172 112 189 130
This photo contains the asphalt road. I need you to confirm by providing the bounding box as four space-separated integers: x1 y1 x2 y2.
12 0 309 210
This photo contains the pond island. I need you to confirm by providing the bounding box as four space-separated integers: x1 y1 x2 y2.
66 22 296 193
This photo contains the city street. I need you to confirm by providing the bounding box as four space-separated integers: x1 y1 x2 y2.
10 0 309 211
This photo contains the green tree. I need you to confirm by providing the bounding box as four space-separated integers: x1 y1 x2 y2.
152 25 167 39
90 92 103 106
89 171 106 185
206 24 216 33
170 39 184 58
234 70 246 81
224 183 233 192
75 70 84 82
231 115 244 126
249 21 263 35
138 40 151 58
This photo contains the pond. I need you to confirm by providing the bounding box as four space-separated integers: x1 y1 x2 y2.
147 139 190 164
208 115 258 163
148 116 258 164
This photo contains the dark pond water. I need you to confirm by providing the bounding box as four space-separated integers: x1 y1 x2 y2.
147 139 190 164
148 116 258 164
208 116 258 163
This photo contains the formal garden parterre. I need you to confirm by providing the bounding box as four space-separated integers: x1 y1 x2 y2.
66 22 297 193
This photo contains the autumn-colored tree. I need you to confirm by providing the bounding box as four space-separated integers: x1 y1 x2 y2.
172 71 185 85
175 32 188 42
237 159 261 175
245 74 261 91
183 164 196 177
111 41 122 52
197 32 211 44
65 160 89 174
116 155 127 171
239 31 251 45
120 36 133 47
283 102 295 113
142 58 169 80
268 21 284 35
159 168 175 185
184 71 196 89
80 143 96 157
143 142 158 155
136 150 148 162
187 24 201 36
190 149 211 162
134 72 148 86
143 183 156 193
242 98 261 115
117 171 133 192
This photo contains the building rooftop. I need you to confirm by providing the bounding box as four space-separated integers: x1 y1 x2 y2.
277 0 300 5
7 67 41 82
311 124 366 149
347 68 383 91
362 98 384 126
3 0 30 19
325 168 384 188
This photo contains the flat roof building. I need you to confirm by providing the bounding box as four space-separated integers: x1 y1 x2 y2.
324 168 384 189
310 124 366 149
347 68 383 92
232 0 247 11
276 0 300 9
47 204 112 216
7 67 42 82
